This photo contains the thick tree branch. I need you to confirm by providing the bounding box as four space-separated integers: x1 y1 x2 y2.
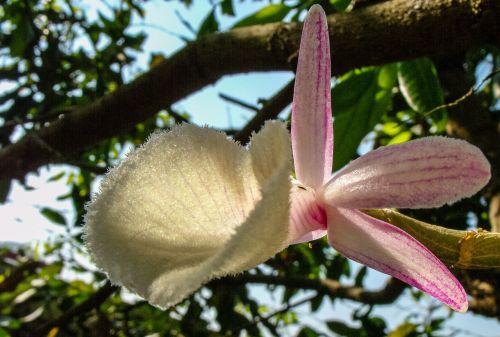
213 274 407 305
1 0 498 180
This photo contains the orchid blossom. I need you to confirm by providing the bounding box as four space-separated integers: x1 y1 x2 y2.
85 5 490 312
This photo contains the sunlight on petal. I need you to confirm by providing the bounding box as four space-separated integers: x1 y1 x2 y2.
85 122 291 308
321 137 490 209
327 207 468 312
288 179 327 244
291 4 333 189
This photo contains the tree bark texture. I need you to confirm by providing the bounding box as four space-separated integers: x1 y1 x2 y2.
0 0 499 180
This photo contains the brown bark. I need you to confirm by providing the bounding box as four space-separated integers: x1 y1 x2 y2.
0 0 498 180
212 274 407 305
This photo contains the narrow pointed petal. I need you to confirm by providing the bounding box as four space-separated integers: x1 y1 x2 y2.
288 179 327 244
327 207 468 312
292 5 333 189
85 121 292 308
321 137 490 209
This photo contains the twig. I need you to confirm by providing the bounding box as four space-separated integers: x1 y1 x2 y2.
397 68 500 127
239 293 320 333
235 80 294 144
218 93 260 112
0 261 44 293
166 107 190 124
0 107 74 131
426 68 499 115
30 282 118 336
67 160 108 175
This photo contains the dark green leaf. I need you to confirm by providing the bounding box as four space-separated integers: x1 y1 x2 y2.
0 179 11 203
397 58 447 132
310 295 324 312
326 254 350 279
332 65 396 170
40 207 66 226
0 327 10 337
47 172 65 182
297 326 320 337
398 58 443 112
330 0 352 12
232 4 291 28
197 9 219 37
220 0 235 16
10 15 35 57
354 266 367 287
327 320 363 337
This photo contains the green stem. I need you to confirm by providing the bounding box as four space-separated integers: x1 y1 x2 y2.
363 209 500 269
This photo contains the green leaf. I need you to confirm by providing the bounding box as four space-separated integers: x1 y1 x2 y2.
387 322 417 337
326 254 350 279
47 171 65 182
327 320 362 337
220 0 235 16
332 65 396 170
10 15 35 57
297 327 320 337
310 295 324 312
387 130 412 145
382 122 403 136
330 0 352 12
354 266 367 287
197 9 219 37
0 327 11 337
397 58 447 132
40 207 66 226
0 179 11 204
364 209 500 269
232 4 291 28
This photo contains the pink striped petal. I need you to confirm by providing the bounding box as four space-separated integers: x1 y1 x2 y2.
288 179 327 244
291 5 333 189
321 137 490 209
327 207 468 312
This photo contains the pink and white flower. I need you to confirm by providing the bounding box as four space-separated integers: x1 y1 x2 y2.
288 5 490 312
84 5 490 311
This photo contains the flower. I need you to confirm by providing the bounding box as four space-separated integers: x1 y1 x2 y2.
287 5 490 312
85 5 490 311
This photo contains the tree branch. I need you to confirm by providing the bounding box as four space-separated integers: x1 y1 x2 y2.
1 0 498 180
213 273 407 305
234 80 294 143
29 282 118 337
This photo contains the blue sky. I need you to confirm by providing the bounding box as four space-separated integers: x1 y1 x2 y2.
0 1 499 336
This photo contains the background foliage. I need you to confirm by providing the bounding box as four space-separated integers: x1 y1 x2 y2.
0 0 499 336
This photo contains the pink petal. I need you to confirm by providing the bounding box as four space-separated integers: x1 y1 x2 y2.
288 179 327 244
321 137 490 209
291 5 333 190
327 207 468 312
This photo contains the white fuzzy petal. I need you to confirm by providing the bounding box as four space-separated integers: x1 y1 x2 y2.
85 121 291 308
